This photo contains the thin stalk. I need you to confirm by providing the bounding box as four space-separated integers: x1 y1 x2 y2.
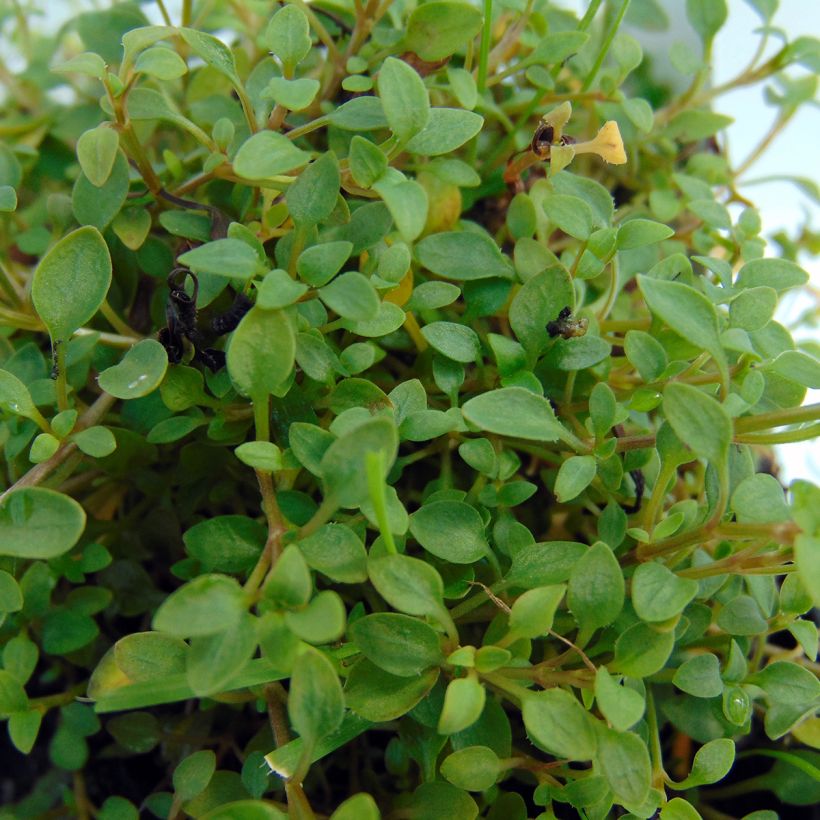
735 423 820 445
182 0 192 26
100 300 140 338
580 0 631 92
734 402 820 433
735 108 798 177
155 0 172 25
477 0 493 94
596 255 619 322
55 343 69 412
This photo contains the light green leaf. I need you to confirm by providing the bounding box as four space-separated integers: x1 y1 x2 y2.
134 46 187 80
522 688 598 760
416 231 512 280
263 77 319 111
405 108 484 156
32 226 112 341
404 2 484 61
351 613 443 677
420 321 480 363
227 307 295 398
373 177 428 243
320 417 398 507
377 57 430 144
554 455 597 502
179 28 240 85
233 132 310 180
597 727 651 806
632 562 699 622
568 542 625 633
462 387 567 442
77 126 119 188
663 383 732 466
97 339 168 399
177 238 261 280
595 668 645 731
289 647 345 746
287 152 340 226
152 574 246 637
264 5 311 72
0 488 86 560
409 500 488 564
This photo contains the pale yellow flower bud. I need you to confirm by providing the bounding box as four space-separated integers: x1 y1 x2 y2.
572 121 627 165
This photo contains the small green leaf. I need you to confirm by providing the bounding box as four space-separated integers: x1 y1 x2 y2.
522 688 598 760
134 46 187 80
173 750 216 801
421 321 480 363
416 231 512 281
507 585 565 640
263 77 320 111
438 675 486 734
297 241 353 287
409 500 488 564
597 727 652 806
227 307 295 398
440 746 500 792
264 4 311 72
404 2 484 61
8 710 41 754
368 553 446 622
320 417 398 508
235 441 282 472
625 330 668 382
179 28 240 85
378 57 430 144
77 126 119 188
0 185 17 212
0 570 23 613
617 219 675 249
186 614 258 696
177 238 261 280
595 668 645 731
233 132 310 180
554 455 597 502
632 562 699 622
543 194 594 240
152 574 246 637
373 178 428 243
346 659 438 722
717 595 768 635
663 383 732 466
673 654 723 698
319 272 380 321
0 669 28 716
735 258 809 292
614 622 675 678
638 275 726 378
289 646 345 746
0 369 47 428
287 152 340 226
32 226 112 342
72 150 129 230
351 614 443 677
509 266 574 357
462 387 567 443
331 793 380 820
0 488 86 560
298 524 367 584
671 738 735 788
568 542 625 633
98 339 168 399
348 136 388 188
114 632 187 682
285 589 347 645
184 515 265 574
73 425 117 457
405 108 484 156
686 0 728 45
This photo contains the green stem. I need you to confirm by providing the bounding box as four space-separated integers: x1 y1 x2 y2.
735 422 820 445
100 300 140 339
645 688 666 788
477 0 493 94
734 402 820 434
55 342 69 412
580 0 631 92
365 451 397 555
182 0 192 26
155 0 172 25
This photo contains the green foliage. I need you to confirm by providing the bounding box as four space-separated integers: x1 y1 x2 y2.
0 1 817 817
